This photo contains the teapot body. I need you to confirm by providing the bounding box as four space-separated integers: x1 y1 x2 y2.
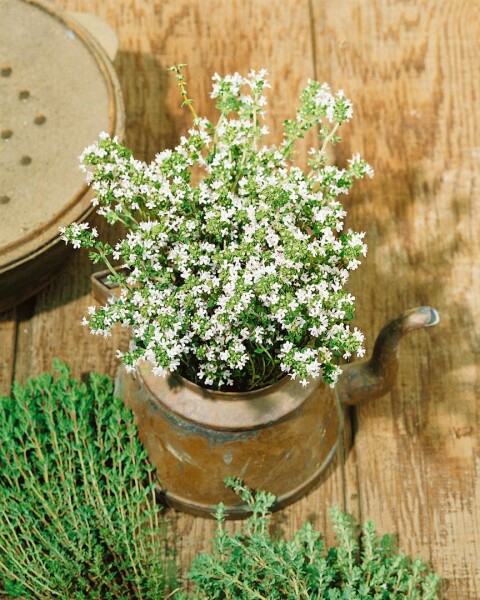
93 266 439 517
116 363 342 518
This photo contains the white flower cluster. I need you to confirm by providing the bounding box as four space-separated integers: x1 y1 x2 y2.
62 68 373 391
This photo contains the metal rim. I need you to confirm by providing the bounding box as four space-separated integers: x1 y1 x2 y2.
136 361 321 431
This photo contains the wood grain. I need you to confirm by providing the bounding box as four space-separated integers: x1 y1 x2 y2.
312 1 480 597
0 308 16 395
4 0 478 596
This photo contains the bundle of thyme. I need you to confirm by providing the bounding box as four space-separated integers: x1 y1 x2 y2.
0 360 176 599
179 479 442 599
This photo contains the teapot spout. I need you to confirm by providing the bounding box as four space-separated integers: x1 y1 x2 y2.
337 306 439 406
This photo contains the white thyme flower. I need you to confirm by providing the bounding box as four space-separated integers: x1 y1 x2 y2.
62 68 371 390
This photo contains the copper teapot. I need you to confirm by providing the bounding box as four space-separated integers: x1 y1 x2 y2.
93 271 439 517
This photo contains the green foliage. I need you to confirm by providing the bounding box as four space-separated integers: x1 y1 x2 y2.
179 478 442 599
0 360 176 599
0 365 443 599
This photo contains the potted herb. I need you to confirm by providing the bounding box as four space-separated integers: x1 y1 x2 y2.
61 67 438 515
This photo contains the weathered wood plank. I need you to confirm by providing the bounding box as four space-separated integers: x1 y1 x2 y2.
312 1 480 597
12 242 129 383
0 308 17 396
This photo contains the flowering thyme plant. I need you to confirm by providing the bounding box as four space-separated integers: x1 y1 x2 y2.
62 66 373 391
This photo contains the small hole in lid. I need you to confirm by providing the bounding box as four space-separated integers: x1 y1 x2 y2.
34 113 46 125
1 129 13 139
20 155 32 166
19 89 30 100
0 195 11 204
1 65 12 77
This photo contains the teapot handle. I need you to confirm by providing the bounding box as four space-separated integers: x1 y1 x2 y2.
91 268 123 305
337 306 440 406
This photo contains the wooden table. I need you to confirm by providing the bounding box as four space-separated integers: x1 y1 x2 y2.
1 1 478 597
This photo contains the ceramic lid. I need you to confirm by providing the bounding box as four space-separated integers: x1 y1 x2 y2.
0 0 123 267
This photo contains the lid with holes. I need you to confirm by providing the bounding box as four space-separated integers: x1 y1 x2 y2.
0 0 124 308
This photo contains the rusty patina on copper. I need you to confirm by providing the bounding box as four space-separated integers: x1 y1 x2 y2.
116 364 342 518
